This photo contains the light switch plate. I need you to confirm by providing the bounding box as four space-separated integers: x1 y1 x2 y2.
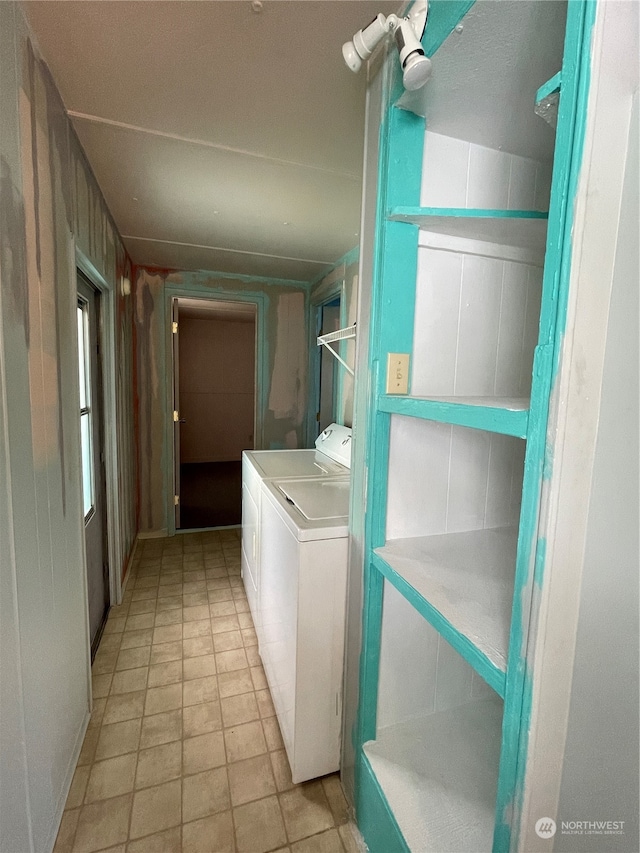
386 353 410 394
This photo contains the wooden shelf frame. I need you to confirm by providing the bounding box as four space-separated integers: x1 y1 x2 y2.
373 526 518 698
363 696 504 853
378 394 529 438
354 2 596 852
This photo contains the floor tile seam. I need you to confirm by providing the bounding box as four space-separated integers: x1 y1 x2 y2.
230 791 289 853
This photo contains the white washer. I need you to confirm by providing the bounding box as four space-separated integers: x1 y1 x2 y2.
259 476 350 783
240 424 351 635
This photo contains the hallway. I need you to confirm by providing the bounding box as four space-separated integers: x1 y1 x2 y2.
54 532 357 853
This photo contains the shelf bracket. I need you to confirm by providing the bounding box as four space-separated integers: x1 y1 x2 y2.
317 324 356 376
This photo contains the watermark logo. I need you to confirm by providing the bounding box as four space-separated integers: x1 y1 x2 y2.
535 817 626 839
535 818 557 839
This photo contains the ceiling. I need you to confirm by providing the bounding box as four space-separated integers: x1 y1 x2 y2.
25 0 399 283
177 297 256 323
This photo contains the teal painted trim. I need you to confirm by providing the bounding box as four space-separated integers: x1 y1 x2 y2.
388 206 549 221
309 245 360 289
163 268 310 290
422 0 476 57
536 71 562 103
533 538 547 590
547 6 598 383
356 96 427 788
357 752 410 853
386 112 425 209
372 551 506 698
336 283 349 425
378 394 529 439
308 280 346 441
494 1 598 848
358 553 387 745
494 343 553 849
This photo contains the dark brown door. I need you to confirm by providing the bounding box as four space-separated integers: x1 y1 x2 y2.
77 273 109 656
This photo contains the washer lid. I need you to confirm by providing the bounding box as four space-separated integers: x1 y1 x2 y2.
244 449 345 478
277 478 350 521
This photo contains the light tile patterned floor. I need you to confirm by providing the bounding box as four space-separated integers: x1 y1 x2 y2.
55 531 362 853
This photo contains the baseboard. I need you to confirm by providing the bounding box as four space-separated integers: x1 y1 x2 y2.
120 538 140 596
45 708 90 853
176 524 241 534
136 529 168 540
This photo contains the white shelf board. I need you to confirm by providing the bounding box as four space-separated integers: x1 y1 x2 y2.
376 526 517 673
317 324 356 345
390 209 548 253
418 228 545 267
364 696 503 853
419 396 529 411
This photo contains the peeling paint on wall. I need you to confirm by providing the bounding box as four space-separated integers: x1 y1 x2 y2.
134 267 309 534
0 6 137 849
268 291 306 422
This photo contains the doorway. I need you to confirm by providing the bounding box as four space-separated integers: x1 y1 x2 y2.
77 272 109 657
172 297 257 529
315 294 342 436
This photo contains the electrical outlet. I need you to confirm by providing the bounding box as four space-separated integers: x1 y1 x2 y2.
386 353 410 394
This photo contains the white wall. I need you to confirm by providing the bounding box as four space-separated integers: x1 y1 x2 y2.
0 6 136 850
554 85 639 853
387 418 524 539
340 51 387 803
420 130 551 211
519 2 639 849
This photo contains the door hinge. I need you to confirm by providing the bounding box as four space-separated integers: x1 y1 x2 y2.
173 410 179 422
174 495 180 506
172 321 178 334
316 411 321 422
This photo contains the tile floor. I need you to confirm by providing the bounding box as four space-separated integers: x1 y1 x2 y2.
55 530 361 853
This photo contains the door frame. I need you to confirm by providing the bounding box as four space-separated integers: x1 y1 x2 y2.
75 247 123 609
308 280 347 441
164 285 266 536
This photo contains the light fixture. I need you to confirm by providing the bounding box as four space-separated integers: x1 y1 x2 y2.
342 0 431 91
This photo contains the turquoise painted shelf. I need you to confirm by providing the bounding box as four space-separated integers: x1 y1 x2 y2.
363 695 503 853
373 525 519 698
387 207 549 251
378 395 529 439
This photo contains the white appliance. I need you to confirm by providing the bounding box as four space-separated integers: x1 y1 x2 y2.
259 475 350 782
240 424 351 633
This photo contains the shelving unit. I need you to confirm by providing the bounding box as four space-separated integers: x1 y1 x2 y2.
353 1 595 851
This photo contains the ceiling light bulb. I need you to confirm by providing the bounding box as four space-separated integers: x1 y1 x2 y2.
402 51 432 90
342 13 394 73
395 19 431 90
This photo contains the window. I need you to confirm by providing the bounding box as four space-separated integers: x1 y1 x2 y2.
77 301 94 518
